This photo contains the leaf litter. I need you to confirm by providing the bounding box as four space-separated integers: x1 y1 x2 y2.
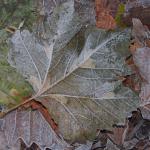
89 18 150 150
1 0 149 150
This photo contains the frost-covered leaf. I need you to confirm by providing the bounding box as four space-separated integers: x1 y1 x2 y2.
7 0 140 145
0 108 69 150
8 26 139 141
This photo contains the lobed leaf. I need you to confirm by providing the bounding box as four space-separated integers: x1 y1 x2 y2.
6 0 140 145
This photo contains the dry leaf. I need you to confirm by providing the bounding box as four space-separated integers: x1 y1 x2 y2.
8 26 140 141
109 124 125 146
0 105 69 150
95 0 120 30
6 0 140 147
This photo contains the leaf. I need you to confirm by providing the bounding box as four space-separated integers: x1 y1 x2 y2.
8 27 139 141
95 0 120 30
0 105 69 150
7 0 139 145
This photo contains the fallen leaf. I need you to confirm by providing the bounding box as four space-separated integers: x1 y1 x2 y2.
0 104 69 150
95 0 119 30
109 124 125 146
6 0 140 147
8 25 140 141
9 1 141 144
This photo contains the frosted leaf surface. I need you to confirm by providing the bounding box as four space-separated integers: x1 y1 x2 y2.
0 109 68 150
7 0 139 143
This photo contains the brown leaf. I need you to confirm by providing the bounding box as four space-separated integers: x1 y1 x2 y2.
95 0 119 30
109 124 125 146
